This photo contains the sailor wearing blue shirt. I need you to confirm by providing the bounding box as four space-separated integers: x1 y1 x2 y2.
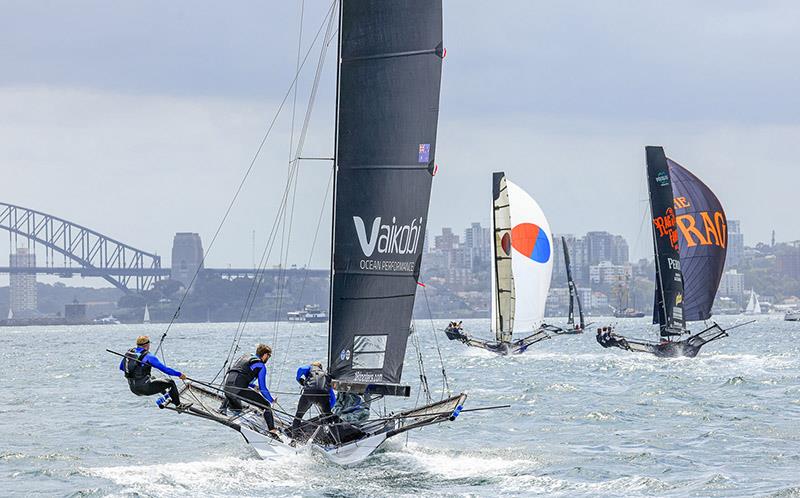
222 344 278 434
120 335 188 409
291 361 336 432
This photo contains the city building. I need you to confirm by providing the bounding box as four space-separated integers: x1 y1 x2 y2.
589 261 631 286
10 248 37 317
718 269 745 301
776 242 800 280
726 219 744 268
464 222 490 271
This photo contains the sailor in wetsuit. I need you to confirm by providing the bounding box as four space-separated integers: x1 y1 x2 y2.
120 335 188 409
595 328 607 347
291 361 336 432
222 344 278 434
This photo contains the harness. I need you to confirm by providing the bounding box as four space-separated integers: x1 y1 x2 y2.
123 348 150 380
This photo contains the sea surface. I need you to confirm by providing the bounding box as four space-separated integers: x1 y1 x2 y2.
1 315 799 497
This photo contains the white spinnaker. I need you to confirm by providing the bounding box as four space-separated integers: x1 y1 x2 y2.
506 180 554 333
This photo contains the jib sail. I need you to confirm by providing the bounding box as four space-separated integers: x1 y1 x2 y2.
328 0 444 387
667 158 727 322
491 172 515 342
646 146 685 336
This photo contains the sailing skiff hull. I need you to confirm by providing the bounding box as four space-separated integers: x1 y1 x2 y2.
178 384 467 466
445 328 550 355
599 323 728 358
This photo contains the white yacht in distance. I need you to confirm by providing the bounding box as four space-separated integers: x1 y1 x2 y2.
744 289 762 315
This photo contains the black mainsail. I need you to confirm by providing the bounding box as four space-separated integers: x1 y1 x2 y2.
562 237 584 329
646 146 685 337
328 0 444 389
668 159 727 321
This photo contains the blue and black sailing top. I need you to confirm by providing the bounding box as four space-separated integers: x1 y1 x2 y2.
296 365 336 408
119 347 182 379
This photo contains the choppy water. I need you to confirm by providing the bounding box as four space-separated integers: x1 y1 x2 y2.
1 315 799 497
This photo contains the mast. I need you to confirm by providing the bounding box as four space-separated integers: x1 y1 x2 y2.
646 146 685 338
562 237 575 327
326 0 343 371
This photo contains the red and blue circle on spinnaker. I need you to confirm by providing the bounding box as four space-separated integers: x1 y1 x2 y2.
511 223 551 263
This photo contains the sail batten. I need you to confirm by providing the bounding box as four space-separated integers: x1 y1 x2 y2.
328 0 443 387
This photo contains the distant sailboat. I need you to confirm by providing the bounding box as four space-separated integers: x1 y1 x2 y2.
143 304 151 324
445 172 564 354
598 146 732 357
744 290 762 315
551 237 592 334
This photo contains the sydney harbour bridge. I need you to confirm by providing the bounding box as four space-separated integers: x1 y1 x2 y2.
0 201 327 293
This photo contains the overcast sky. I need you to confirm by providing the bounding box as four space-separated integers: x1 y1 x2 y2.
2 1 799 284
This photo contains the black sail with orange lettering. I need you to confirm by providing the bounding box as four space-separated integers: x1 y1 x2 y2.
646 146 685 335
668 159 727 321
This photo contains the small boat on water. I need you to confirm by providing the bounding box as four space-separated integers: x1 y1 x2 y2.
445 172 563 354
286 304 328 323
784 309 800 321
597 146 734 358
612 307 646 319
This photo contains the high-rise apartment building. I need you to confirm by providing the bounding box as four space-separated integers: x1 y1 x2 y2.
10 248 37 317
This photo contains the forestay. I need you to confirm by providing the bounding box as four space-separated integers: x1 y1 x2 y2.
328 0 444 386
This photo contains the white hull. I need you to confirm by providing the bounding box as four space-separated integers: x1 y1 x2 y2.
313 432 389 466
240 426 389 466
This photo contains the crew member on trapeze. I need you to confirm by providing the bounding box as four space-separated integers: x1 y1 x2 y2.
291 361 336 433
221 343 278 435
120 335 190 410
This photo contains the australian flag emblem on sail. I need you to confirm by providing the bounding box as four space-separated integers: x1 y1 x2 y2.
418 143 430 163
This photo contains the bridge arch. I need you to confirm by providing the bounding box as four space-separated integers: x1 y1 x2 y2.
0 202 162 292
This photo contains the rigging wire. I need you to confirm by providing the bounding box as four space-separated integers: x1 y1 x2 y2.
410 321 433 406
274 168 334 391
421 284 451 399
183 1 338 382
214 1 338 383
272 7 338 389
270 0 306 377
154 0 338 361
